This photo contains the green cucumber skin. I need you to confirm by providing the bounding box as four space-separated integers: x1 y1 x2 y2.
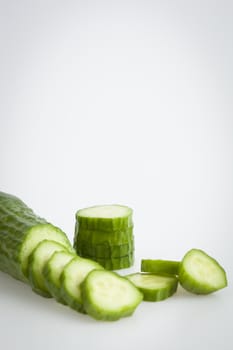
141 260 180 275
75 240 134 259
0 192 72 282
0 192 46 282
77 253 134 270
179 249 228 294
74 226 134 249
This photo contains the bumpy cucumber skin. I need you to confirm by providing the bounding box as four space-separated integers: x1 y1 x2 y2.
141 260 180 275
87 254 134 270
179 249 228 294
60 257 104 313
0 192 72 282
126 273 178 302
43 251 76 304
76 240 134 259
81 270 143 321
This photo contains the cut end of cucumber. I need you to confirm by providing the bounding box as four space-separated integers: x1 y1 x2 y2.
77 205 132 219
20 224 72 277
179 249 228 294
82 270 143 321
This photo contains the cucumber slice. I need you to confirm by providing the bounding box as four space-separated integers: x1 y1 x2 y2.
76 240 134 259
81 270 143 321
43 251 75 303
179 249 228 294
126 273 178 301
60 257 104 312
76 205 133 231
28 240 68 297
74 227 134 247
90 254 134 270
141 259 180 275
0 191 72 281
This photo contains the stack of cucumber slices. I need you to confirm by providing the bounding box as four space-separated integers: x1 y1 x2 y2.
74 205 134 270
0 192 228 322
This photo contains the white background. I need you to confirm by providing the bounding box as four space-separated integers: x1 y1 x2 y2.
0 0 232 349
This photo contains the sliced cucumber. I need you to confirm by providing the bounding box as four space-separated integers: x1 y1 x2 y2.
90 254 134 270
81 270 143 321
28 240 68 297
0 191 72 281
179 249 228 294
76 240 134 259
126 273 178 301
43 251 75 303
76 205 133 231
60 257 104 312
141 259 180 275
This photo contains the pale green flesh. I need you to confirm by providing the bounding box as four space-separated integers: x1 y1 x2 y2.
30 240 67 291
62 258 103 302
184 250 226 288
127 273 174 290
78 205 131 219
47 251 75 286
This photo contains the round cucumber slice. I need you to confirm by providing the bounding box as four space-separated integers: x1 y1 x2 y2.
60 257 104 313
141 259 180 275
43 251 76 304
179 249 228 294
28 240 68 297
76 205 133 231
81 270 143 321
126 273 178 301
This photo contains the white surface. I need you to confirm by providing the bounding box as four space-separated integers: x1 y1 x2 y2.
0 1 232 349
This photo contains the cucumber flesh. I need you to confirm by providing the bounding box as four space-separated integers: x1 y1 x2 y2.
179 249 227 294
60 257 104 312
141 259 180 275
28 240 69 297
81 270 143 321
126 273 178 301
43 251 75 303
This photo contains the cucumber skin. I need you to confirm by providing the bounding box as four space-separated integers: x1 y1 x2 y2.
75 240 134 259
179 249 228 294
77 253 134 270
0 192 71 282
141 260 180 275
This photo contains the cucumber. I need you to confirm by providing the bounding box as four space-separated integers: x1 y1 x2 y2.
43 251 75 303
126 273 178 301
141 259 180 275
76 240 134 259
60 256 104 312
28 240 69 297
76 205 133 231
0 191 72 282
88 254 134 270
74 205 134 270
81 270 143 321
179 249 228 294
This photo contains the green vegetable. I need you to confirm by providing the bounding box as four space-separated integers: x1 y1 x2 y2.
60 256 104 313
74 205 134 269
43 251 75 304
28 240 69 297
81 270 143 321
141 259 180 275
126 273 178 301
0 191 72 282
179 249 228 294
